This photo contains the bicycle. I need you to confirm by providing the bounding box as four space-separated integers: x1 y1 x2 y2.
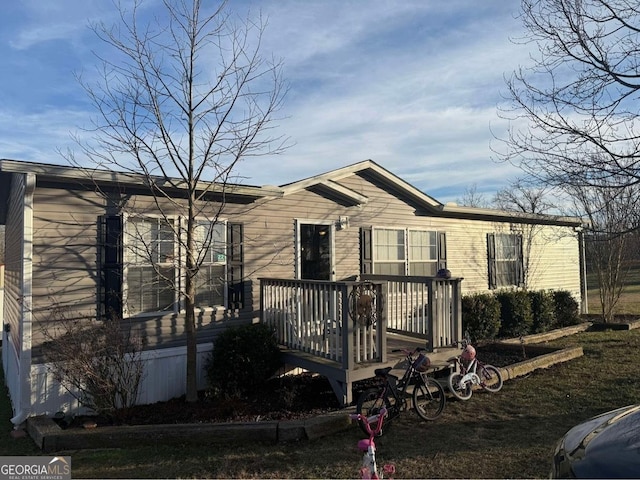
349 408 396 479
355 347 446 436
447 339 504 401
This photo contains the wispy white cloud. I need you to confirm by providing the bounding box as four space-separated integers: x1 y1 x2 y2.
0 0 531 204
6 0 112 50
237 1 528 201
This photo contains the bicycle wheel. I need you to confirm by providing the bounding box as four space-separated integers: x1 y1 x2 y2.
448 372 472 401
480 364 503 393
355 388 393 436
412 375 446 420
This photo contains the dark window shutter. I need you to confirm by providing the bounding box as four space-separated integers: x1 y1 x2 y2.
437 232 447 270
227 222 244 309
487 233 497 290
99 215 123 320
360 227 373 274
516 234 525 287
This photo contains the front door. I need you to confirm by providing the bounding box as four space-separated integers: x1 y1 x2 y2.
297 222 334 280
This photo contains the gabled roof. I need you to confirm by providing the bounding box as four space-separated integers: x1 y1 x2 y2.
280 159 442 208
0 159 283 200
1 158 584 228
279 159 584 227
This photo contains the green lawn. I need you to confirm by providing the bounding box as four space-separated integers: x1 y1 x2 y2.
587 263 640 315
588 284 640 314
3 328 640 478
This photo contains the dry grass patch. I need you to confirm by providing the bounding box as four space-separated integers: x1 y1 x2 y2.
3 329 640 478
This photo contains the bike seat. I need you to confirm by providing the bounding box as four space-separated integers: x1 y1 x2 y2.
374 367 393 378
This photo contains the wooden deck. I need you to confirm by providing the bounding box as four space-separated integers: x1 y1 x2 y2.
280 332 458 406
261 275 463 406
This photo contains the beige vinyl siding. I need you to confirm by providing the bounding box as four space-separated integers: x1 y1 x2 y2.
245 189 362 282
526 226 580 294
4 173 29 350
28 186 103 354
25 168 582 360
332 173 580 298
31 187 102 322
440 219 495 292
444 220 580 297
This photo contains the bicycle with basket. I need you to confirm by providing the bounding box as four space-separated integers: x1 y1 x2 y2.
354 346 446 436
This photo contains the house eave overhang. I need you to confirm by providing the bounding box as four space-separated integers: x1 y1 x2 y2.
281 178 368 205
0 159 284 200
437 203 585 228
290 160 584 228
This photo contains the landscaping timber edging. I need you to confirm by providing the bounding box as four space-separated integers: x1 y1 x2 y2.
588 319 640 331
27 407 356 453
25 344 584 452
497 345 584 381
497 322 592 345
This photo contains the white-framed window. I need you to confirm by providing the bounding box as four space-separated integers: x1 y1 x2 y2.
192 220 227 308
408 230 438 276
372 228 441 276
488 233 524 288
124 215 229 315
374 228 406 275
125 216 177 315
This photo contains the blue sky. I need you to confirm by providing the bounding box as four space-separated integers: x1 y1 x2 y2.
0 1 531 204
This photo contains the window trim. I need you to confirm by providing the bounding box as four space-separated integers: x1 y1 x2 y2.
123 213 179 318
189 217 228 311
122 214 232 317
373 227 407 275
369 227 444 276
487 232 524 289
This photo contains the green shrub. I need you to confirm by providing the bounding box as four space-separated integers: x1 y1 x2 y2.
496 289 533 338
529 290 555 334
461 293 501 342
552 290 581 327
205 323 282 399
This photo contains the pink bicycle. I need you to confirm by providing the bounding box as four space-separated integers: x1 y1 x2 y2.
349 407 396 479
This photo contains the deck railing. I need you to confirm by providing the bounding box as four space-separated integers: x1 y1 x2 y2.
260 279 386 370
260 275 463 367
361 274 463 349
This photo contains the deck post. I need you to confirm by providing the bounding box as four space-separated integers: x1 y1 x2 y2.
453 279 463 341
377 281 387 363
427 281 437 352
342 284 354 371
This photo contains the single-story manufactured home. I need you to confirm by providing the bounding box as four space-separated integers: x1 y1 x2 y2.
0 158 586 422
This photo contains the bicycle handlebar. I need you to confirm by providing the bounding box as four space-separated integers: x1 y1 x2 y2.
349 407 388 436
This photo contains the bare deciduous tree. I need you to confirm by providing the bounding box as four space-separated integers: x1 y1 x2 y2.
457 183 490 208
64 0 288 402
499 0 640 318
567 182 640 321
493 180 555 215
500 0 640 192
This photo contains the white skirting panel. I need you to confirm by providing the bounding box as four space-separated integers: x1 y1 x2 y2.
30 343 214 417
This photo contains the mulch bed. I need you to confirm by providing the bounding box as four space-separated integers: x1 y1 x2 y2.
59 343 538 429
